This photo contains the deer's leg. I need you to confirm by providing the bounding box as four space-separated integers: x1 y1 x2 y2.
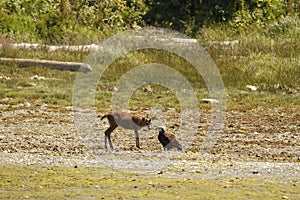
104 125 117 149
134 129 140 148
105 135 108 149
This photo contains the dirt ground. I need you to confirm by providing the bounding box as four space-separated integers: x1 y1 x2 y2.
0 104 299 178
1 104 299 159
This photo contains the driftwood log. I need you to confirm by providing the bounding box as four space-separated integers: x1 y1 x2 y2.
0 38 199 73
0 58 91 72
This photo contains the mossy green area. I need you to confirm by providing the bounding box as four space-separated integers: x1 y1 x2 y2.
0 164 298 199
0 54 299 112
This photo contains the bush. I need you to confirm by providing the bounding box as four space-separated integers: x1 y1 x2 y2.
229 0 288 29
0 0 147 44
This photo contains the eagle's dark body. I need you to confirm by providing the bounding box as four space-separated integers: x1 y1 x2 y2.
158 128 182 151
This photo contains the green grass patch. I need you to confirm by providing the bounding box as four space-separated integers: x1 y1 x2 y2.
0 164 298 199
0 61 299 112
1 17 299 112
226 88 300 111
0 64 76 107
216 53 300 90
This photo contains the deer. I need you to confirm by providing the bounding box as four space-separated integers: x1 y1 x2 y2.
101 111 152 149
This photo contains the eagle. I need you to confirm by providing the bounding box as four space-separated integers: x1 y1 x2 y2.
158 127 182 151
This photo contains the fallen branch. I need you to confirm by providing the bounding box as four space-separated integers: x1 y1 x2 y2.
0 37 198 52
0 58 91 72
0 43 100 52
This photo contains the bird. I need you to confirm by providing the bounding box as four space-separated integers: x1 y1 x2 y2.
158 127 182 151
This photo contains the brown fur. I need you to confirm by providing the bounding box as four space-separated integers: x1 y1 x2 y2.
101 111 151 149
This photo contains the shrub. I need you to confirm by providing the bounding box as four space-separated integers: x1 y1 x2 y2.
0 0 148 44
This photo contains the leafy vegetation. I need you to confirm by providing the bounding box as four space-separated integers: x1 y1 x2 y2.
0 6 299 110
0 0 148 43
144 0 297 35
0 0 299 42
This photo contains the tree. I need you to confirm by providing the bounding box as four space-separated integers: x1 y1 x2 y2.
143 0 241 34
144 0 292 34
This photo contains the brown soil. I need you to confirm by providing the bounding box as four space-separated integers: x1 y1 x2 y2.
1 104 299 163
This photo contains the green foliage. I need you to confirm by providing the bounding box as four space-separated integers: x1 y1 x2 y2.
144 0 238 35
0 0 300 41
0 0 148 44
0 0 299 41
230 0 288 29
0 1 299 110
144 0 299 35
